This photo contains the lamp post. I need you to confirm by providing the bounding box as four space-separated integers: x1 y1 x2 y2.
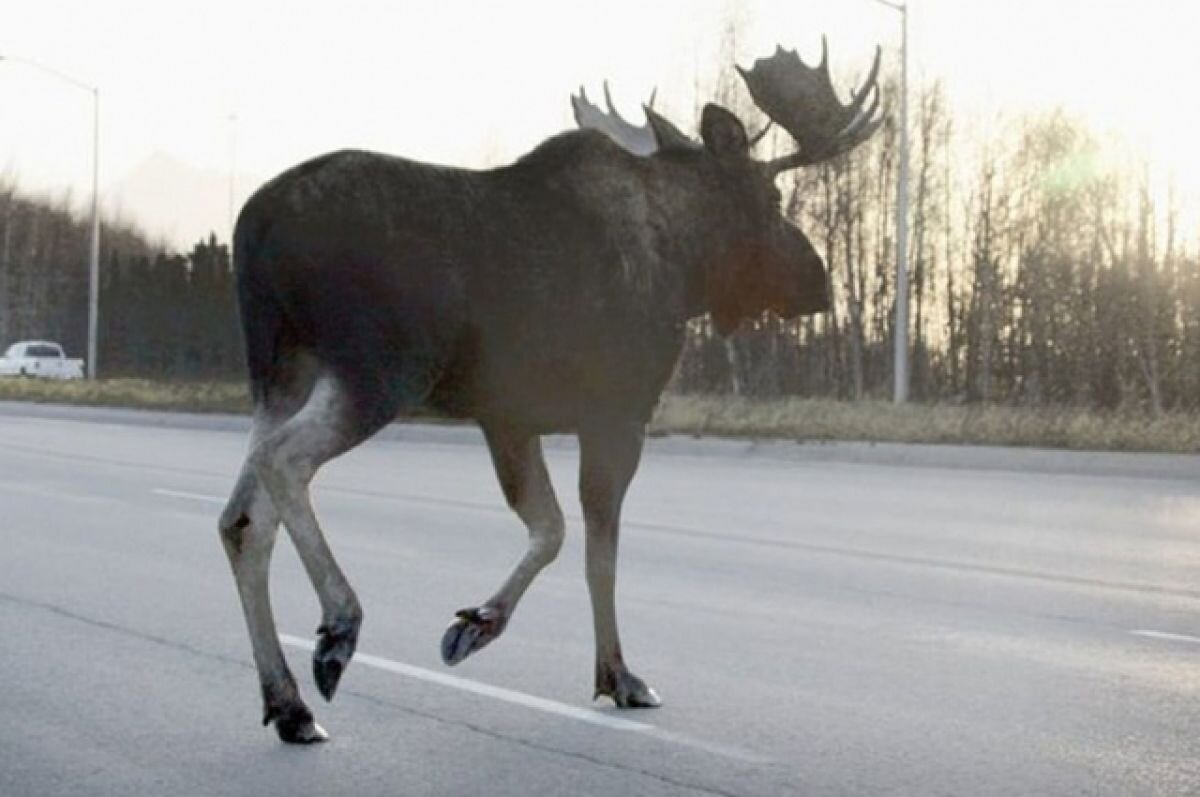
0 55 101 379
867 0 910 403
227 113 238 248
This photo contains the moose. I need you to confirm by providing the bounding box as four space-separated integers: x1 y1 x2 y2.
218 39 882 743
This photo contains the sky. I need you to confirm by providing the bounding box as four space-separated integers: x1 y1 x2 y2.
2 0 1199 248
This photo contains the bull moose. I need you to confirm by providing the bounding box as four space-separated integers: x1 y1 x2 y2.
218 40 882 743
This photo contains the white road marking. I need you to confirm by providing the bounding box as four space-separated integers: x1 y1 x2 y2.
279 634 769 763
282 633 649 731
152 488 225 504
1130 629 1200 646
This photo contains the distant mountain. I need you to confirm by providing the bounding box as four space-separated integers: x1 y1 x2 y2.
109 152 263 251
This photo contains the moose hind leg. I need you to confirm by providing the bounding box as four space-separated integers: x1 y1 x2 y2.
252 372 398 705
579 420 660 708
220 425 326 743
441 424 565 665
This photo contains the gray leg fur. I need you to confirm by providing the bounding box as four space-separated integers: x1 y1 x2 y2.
220 409 328 744
250 374 367 707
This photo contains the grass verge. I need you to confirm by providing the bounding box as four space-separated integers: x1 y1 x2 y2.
650 395 1200 454
1 378 1197 454
0 378 250 414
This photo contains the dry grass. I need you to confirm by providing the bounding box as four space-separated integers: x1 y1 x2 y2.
0 377 250 414
650 395 1200 454
2 378 1197 453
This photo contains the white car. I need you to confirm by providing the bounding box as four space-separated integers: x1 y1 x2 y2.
0 340 85 380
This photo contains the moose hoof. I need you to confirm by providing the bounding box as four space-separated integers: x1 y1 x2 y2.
440 606 507 666
596 666 662 709
277 717 329 745
265 702 329 744
313 618 360 702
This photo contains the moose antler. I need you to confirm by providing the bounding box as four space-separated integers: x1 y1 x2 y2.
571 82 694 155
738 38 884 174
571 82 658 155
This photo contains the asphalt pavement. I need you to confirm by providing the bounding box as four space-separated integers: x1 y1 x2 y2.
1 405 1198 796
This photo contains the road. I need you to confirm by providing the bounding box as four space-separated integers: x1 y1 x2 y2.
1 407 1198 796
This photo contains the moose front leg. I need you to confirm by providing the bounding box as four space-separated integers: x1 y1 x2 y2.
579 419 661 708
441 424 566 665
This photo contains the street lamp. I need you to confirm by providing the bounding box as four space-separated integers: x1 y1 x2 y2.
0 55 101 379
227 113 238 248
867 0 910 403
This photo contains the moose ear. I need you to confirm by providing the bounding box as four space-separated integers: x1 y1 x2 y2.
700 104 749 157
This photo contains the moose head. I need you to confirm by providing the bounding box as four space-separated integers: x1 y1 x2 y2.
572 39 883 334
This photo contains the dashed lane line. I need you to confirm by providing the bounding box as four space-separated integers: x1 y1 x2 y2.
1130 630 1200 646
